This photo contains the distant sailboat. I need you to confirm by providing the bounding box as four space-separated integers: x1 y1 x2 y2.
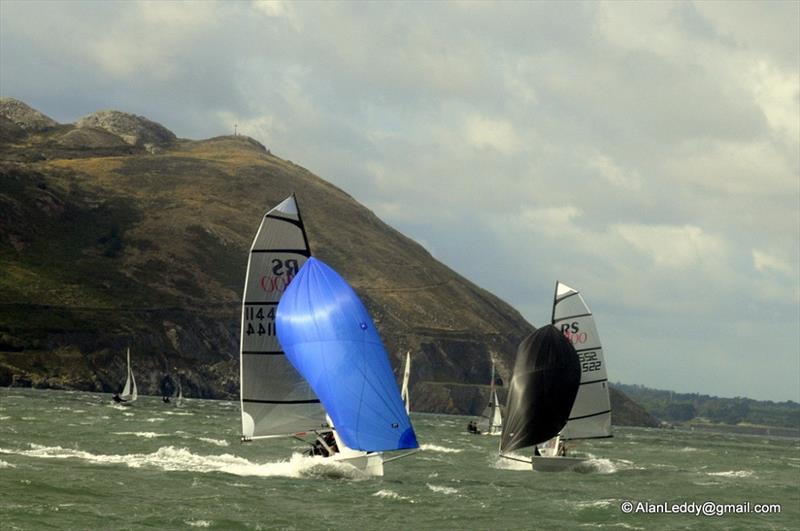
400 351 411 414
113 348 138 404
176 376 184 406
499 325 581 470
477 361 503 436
276 257 419 476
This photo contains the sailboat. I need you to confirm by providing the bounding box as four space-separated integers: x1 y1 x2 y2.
276 257 419 475
112 348 137 404
500 282 612 471
476 361 503 436
534 281 612 470
499 324 581 469
175 376 184 406
400 351 411 414
238 195 415 476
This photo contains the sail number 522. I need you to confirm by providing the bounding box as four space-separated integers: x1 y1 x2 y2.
578 351 602 372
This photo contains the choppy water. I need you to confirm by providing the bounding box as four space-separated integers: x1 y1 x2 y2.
1 389 798 530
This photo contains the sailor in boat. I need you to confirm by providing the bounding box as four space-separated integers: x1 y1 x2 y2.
112 393 123 403
307 431 339 457
558 441 567 457
162 395 170 403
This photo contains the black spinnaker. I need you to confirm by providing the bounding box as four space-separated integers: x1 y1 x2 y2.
500 325 581 454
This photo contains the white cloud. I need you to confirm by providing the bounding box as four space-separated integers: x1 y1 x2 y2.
613 224 726 269
753 249 795 277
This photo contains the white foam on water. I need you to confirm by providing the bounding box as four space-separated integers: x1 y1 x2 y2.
372 489 413 502
0 459 16 468
493 452 531 471
0 444 368 480
578 523 645 530
0 416 9 420
426 483 458 495
679 446 699 452
185 521 211 528
573 499 615 509
163 411 193 416
707 470 754 478
575 458 618 474
420 443 462 454
145 417 165 423
198 437 230 447
113 432 169 439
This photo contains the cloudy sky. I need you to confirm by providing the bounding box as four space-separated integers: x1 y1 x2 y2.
2 1 798 401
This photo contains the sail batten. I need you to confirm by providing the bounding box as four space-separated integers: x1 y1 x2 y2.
239 196 326 439
551 281 612 441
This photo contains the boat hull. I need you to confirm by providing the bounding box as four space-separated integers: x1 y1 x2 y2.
531 456 585 472
332 452 384 476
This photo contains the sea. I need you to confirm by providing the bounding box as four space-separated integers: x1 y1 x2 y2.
1 389 798 530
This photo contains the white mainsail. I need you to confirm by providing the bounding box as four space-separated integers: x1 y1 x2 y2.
551 281 611 440
477 361 502 435
239 195 326 440
400 351 411 414
120 347 137 402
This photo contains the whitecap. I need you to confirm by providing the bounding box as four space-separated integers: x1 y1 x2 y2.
573 499 615 509
113 432 168 439
185 521 211 528
420 443 462 454
493 453 531 471
198 437 230 447
372 489 412 502
707 470 754 478
0 444 370 480
426 483 458 495
0 459 15 468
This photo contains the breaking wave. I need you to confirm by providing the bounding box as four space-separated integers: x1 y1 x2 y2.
420 443 462 454
0 444 369 479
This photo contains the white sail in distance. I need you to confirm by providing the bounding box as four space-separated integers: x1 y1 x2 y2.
239 195 326 440
400 351 411 414
551 281 611 440
478 361 502 435
120 348 137 402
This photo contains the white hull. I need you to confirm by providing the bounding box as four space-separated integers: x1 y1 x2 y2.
331 452 384 476
531 455 585 472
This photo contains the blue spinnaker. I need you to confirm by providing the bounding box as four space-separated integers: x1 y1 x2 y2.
276 257 418 452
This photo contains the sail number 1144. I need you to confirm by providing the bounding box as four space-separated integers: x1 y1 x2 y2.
244 306 276 336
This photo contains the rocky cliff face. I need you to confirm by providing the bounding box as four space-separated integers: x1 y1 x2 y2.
0 98 59 132
0 101 654 426
75 110 176 147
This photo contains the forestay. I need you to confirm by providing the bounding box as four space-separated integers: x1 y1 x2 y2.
551 281 612 440
276 257 419 453
239 195 326 439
